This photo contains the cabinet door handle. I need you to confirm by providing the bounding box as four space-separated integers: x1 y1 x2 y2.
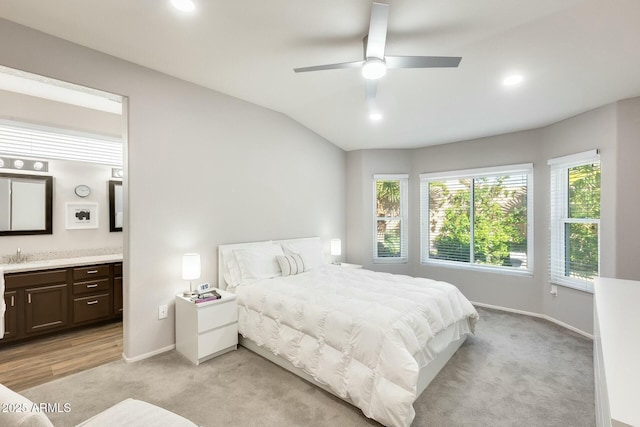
87 300 99 305
87 270 98 274
86 284 98 288
10 295 15 307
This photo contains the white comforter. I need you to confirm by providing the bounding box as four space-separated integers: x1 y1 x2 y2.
233 265 479 427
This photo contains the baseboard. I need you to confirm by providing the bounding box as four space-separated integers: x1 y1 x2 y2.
121 344 175 363
471 301 593 340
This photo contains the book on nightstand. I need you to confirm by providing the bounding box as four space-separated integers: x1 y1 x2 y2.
192 290 222 304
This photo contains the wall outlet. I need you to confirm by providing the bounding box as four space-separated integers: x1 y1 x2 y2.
550 284 558 296
158 304 168 319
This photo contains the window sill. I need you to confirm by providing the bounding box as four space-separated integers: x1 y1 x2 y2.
372 258 408 265
551 278 594 294
422 259 533 277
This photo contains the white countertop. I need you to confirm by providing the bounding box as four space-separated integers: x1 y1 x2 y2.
595 277 640 427
0 254 123 273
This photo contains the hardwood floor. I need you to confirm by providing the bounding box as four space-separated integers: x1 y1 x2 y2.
0 322 123 392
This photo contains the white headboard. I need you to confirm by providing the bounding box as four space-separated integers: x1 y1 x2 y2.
217 237 322 291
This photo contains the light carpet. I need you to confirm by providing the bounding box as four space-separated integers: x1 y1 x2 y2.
22 307 595 426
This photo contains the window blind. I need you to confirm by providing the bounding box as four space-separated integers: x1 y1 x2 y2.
549 150 600 292
373 174 408 263
0 119 122 166
420 163 533 273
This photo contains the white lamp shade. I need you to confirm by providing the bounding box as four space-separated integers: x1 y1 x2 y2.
182 253 201 281
330 239 342 256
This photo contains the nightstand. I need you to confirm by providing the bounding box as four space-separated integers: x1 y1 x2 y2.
175 288 238 365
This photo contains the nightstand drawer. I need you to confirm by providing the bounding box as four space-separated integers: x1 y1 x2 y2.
197 323 238 358
197 300 237 333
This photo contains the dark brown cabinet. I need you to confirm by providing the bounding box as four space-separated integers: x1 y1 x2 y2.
113 263 123 314
72 264 112 325
2 290 18 340
1 262 122 346
25 283 68 336
73 294 111 323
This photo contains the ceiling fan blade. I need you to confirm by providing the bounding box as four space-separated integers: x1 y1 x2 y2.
385 56 462 69
294 60 364 73
366 79 377 100
365 2 389 59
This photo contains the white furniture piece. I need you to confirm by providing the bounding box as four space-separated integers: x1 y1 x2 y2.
175 288 238 365
594 277 640 427
0 383 197 427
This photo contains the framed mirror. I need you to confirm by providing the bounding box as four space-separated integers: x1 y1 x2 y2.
109 180 123 232
0 172 53 235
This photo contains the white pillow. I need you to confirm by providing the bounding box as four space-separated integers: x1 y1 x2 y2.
276 254 305 277
220 241 272 287
234 244 284 285
281 238 325 270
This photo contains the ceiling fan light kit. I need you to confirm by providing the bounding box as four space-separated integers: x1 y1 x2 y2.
294 2 461 103
362 59 386 80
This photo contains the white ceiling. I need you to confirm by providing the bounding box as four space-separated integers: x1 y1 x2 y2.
1 0 640 151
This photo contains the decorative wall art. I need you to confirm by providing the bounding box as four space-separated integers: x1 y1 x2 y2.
65 202 99 229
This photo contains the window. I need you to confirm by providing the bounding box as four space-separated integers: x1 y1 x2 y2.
373 174 408 263
0 119 122 166
420 164 533 274
549 150 600 292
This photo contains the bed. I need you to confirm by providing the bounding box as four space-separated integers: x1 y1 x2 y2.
218 237 478 427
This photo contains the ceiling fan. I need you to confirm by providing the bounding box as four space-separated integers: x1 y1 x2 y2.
294 2 462 101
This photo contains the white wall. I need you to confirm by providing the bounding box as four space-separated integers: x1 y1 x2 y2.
615 97 640 280
0 159 123 257
346 100 638 336
0 89 121 137
0 19 346 360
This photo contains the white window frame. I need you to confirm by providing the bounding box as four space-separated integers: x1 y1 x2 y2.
420 163 534 276
373 174 408 264
549 150 600 293
0 119 123 166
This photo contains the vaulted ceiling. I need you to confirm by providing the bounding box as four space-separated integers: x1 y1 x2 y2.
1 0 640 150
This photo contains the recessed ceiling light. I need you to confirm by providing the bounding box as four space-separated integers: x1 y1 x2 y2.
503 74 524 87
171 0 195 12
369 112 383 121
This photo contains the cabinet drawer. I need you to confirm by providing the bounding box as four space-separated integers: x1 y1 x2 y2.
73 278 110 296
197 300 237 333
73 294 111 323
197 323 238 358
5 269 66 288
73 265 110 281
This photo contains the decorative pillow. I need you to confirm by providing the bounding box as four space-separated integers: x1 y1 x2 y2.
281 238 325 270
276 254 305 277
220 241 272 287
234 244 284 285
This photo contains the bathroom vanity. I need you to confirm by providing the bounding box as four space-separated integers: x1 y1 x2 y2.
1 254 122 345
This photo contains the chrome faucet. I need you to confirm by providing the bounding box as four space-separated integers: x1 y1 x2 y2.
15 247 24 263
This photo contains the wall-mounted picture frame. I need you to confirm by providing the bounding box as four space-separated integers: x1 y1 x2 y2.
65 202 99 230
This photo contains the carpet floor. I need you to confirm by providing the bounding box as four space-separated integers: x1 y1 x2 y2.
22 307 595 427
